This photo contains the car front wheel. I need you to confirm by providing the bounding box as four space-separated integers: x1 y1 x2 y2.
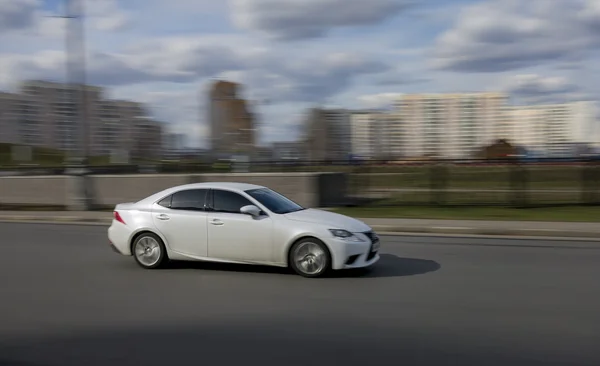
289 238 331 278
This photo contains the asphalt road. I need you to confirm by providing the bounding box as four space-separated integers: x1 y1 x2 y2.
0 223 599 366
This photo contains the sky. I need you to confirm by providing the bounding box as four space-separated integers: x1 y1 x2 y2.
1 0 599 148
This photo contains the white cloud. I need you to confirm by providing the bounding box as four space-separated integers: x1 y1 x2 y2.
0 0 131 40
432 0 600 72
230 0 413 40
87 0 132 31
3 29 390 99
356 93 403 109
0 50 65 88
500 74 587 104
0 0 38 33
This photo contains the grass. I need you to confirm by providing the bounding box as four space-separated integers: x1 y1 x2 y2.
330 205 600 222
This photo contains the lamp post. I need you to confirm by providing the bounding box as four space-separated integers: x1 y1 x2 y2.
68 0 90 167
51 0 92 210
49 0 90 167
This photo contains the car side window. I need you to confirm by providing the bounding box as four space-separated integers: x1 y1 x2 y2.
212 190 253 214
170 189 208 211
157 195 172 208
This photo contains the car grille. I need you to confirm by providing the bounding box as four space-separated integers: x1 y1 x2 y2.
363 230 378 243
364 230 379 261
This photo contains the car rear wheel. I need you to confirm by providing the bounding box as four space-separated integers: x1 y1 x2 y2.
132 232 167 269
289 238 331 278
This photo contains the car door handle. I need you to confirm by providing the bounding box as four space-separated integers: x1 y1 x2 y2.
210 219 224 226
157 214 170 221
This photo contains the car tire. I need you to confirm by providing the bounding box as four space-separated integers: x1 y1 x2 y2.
132 232 167 269
289 237 331 278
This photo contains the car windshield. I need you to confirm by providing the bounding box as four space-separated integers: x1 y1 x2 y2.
245 188 305 214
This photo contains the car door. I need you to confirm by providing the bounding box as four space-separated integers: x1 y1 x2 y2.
206 189 274 263
151 188 209 258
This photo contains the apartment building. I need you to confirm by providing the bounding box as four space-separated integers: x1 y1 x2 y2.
130 116 164 160
304 108 351 161
0 80 164 160
508 101 599 157
507 106 543 153
350 111 377 158
18 80 104 153
94 97 143 158
207 80 256 158
0 92 21 144
349 111 400 159
395 92 509 159
164 133 186 151
377 113 402 159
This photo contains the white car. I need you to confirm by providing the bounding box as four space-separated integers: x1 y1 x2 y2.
107 182 380 278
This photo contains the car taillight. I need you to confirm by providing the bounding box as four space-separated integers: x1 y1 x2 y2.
114 211 126 225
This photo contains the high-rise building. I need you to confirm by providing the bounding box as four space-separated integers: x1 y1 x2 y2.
349 111 401 159
94 100 147 157
508 101 599 157
0 80 163 160
18 80 104 154
350 111 377 158
376 113 401 159
304 108 351 161
164 133 186 151
0 92 21 144
207 80 255 157
395 92 509 159
131 116 164 160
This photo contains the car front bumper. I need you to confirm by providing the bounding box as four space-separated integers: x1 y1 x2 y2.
326 233 381 270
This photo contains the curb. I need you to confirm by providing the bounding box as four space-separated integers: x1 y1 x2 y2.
0 216 598 240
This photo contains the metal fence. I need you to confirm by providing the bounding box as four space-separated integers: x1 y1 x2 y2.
343 160 600 208
1 158 599 207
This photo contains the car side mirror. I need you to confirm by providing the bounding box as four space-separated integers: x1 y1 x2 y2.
240 205 261 217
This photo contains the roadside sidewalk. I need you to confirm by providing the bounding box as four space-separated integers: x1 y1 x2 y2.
0 210 598 240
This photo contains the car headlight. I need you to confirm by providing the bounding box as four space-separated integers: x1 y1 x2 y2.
329 229 365 242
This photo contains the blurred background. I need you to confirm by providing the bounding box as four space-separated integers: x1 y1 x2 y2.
1 0 600 210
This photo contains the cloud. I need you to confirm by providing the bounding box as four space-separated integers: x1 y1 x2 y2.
230 0 413 40
356 93 403 109
501 74 586 104
0 0 131 39
372 68 429 86
237 51 389 103
0 51 65 88
0 37 245 88
87 0 132 31
0 0 38 33
431 0 600 72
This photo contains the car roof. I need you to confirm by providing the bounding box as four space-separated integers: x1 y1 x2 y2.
177 182 265 191
136 182 267 205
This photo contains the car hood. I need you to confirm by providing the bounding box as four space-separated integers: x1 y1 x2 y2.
284 208 371 233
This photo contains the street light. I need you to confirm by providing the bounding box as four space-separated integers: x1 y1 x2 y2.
49 0 90 168
48 0 92 210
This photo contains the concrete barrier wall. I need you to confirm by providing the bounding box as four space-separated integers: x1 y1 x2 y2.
92 174 191 207
0 172 348 209
0 176 68 206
